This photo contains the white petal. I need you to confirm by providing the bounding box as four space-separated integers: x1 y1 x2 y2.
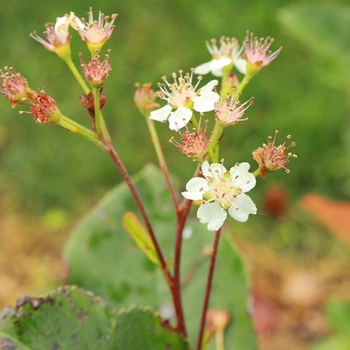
209 57 232 72
230 162 256 193
149 105 172 123
197 202 227 231
235 58 247 75
228 194 257 222
182 177 209 201
199 80 218 93
168 106 192 130
70 15 85 31
194 61 212 75
200 161 210 177
202 162 227 179
193 91 220 113
211 69 224 77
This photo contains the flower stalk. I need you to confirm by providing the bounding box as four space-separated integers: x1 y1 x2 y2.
196 228 222 350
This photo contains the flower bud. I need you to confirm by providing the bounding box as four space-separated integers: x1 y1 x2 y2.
134 83 159 115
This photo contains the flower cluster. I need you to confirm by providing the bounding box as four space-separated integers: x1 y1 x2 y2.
146 32 293 231
30 8 117 58
1 8 119 128
0 9 294 233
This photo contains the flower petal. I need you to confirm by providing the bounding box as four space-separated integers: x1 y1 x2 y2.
182 177 209 200
199 80 219 93
168 106 192 130
209 57 232 72
228 193 257 222
211 69 224 77
193 91 220 113
201 161 227 180
197 202 227 231
194 61 212 75
230 162 256 193
149 104 172 122
234 58 247 75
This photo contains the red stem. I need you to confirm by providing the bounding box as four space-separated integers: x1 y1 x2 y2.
172 165 201 337
171 198 193 338
106 145 171 282
196 228 222 350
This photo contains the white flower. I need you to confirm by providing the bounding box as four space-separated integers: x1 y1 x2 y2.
182 161 257 231
194 37 243 77
30 13 74 51
149 70 219 130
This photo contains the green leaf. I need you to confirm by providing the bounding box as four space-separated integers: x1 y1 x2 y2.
123 211 160 266
64 163 257 349
0 286 189 350
116 306 188 349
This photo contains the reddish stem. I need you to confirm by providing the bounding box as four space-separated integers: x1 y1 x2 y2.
171 198 193 338
196 228 222 350
106 144 171 281
172 165 200 337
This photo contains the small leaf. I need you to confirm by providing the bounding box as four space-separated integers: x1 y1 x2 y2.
123 212 160 266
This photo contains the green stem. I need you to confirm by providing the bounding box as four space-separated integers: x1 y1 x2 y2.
58 115 108 151
146 117 179 210
64 57 90 94
92 87 110 142
207 120 224 163
252 168 261 177
233 73 253 100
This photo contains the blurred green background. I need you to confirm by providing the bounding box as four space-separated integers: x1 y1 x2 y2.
1 0 350 220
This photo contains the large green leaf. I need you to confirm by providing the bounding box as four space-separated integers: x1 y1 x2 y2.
0 286 188 350
64 163 257 349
